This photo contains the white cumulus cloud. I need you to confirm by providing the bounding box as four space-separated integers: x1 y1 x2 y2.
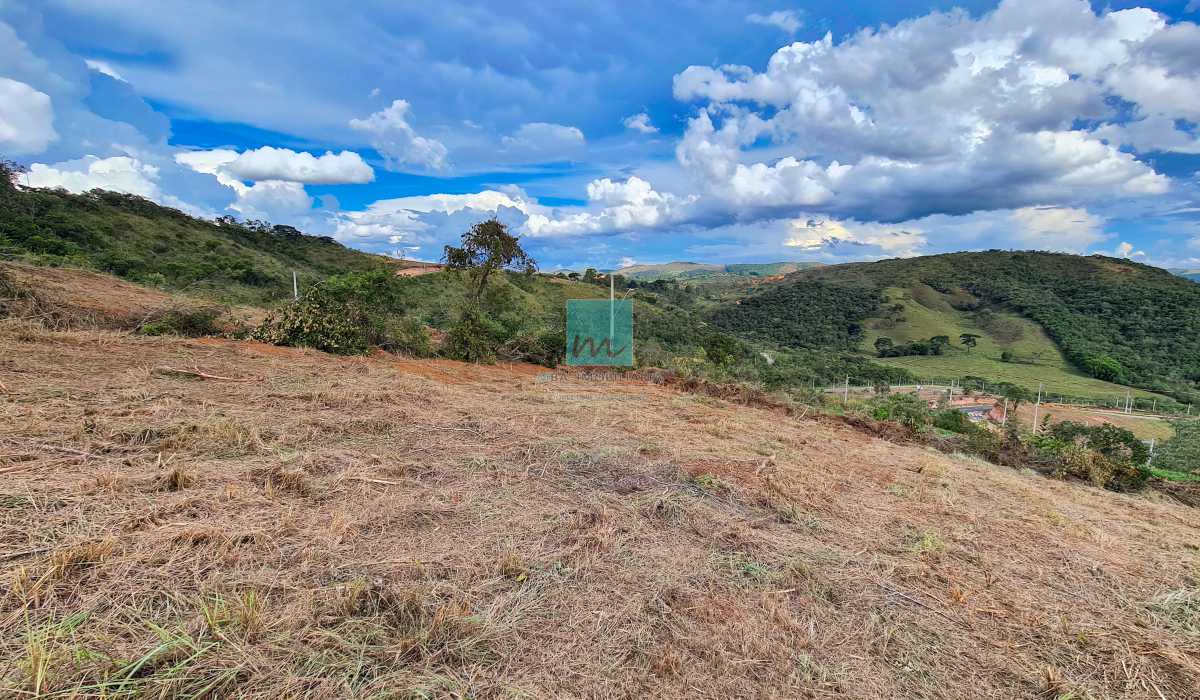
785 218 927 257
746 10 803 35
1008 206 1109 252
195 146 374 184
665 0 1187 231
525 176 694 236
1114 241 1146 258
27 155 160 198
23 154 208 216
349 99 448 170
622 112 658 134
0 77 57 154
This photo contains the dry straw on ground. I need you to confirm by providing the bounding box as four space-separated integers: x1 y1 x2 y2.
2 322 1199 698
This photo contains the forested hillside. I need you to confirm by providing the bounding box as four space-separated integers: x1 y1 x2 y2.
712 251 1200 402
0 176 391 304
615 260 821 281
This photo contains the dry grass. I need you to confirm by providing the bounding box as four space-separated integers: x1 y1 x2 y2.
2 323 1200 698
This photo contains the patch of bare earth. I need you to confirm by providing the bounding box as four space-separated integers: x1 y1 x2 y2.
0 262 262 331
2 323 1199 698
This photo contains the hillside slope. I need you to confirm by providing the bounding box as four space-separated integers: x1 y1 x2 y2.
2 324 1198 697
0 184 395 304
712 251 1200 401
616 261 822 281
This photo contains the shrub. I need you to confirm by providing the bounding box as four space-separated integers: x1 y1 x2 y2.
1035 421 1150 491
933 409 976 434
1154 420 1200 474
138 306 222 337
1084 355 1126 383
251 286 380 355
868 393 932 431
1048 421 1149 465
380 316 433 357
503 326 565 367
444 306 500 363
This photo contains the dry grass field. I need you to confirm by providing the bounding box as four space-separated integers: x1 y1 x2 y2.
2 321 1199 698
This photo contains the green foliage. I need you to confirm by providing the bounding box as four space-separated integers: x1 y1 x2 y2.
445 306 501 363
1150 420 1200 475
878 335 952 357
1039 421 1150 491
994 381 1035 407
380 316 433 357
958 333 980 352
137 307 222 338
252 288 376 355
0 185 389 304
741 251 1200 401
1048 421 1149 465
868 393 932 431
250 270 408 355
1084 355 1125 383
443 218 537 300
933 409 977 434
710 279 881 350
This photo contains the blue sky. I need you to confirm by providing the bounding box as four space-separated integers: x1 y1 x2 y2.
3 0 1200 270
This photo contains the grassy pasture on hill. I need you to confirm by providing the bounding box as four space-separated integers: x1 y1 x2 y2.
863 285 1167 401
875 353 1166 400
713 251 1200 403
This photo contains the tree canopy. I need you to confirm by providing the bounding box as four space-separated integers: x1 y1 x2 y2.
443 219 537 299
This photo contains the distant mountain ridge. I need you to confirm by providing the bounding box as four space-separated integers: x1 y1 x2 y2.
1168 268 1200 283
615 260 823 281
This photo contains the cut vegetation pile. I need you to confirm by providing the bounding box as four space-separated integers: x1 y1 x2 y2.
2 323 1199 698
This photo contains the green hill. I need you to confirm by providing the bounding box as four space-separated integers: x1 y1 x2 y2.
0 183 394 304
615 261 822 281
711 251 1200 403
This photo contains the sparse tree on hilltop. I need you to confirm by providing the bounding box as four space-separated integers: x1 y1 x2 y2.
443 218 537 300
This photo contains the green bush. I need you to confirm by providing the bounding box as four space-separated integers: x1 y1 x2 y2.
933 408 977 434
1155 420 1200 474
138 306 222 337
380 316 433 357
1033 421 1150 491
251 285 380 355
868 393 932 431
445 306 501 363
503 326 565 367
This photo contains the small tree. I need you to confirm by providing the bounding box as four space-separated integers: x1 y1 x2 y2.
874 336 894 356
1084 355 1125 383
996 382 1034 410
930 335 950 355
959 333 980 353
443 218 537 300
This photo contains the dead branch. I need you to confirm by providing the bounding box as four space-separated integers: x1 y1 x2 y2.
155 366 256 382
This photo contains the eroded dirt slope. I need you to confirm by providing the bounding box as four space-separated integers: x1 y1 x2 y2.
1 324 1198 698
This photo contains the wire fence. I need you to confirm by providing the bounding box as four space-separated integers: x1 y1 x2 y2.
818 376 1194 419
